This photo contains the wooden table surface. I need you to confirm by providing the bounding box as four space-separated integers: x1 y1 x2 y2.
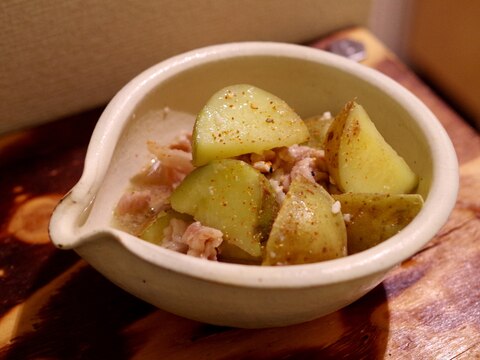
1 27 479 359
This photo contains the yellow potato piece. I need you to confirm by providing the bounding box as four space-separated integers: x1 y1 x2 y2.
324 101 418 194
170 159 278 260
192 84 309 166
333 193 424 254
263 176 347 266
302 113 333 149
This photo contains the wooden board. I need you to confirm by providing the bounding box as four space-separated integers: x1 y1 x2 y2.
1 27 479 359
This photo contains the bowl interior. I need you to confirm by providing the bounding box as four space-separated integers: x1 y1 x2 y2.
82 51 432 235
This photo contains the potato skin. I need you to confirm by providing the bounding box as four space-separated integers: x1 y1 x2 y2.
170 159 278 260
263 176 347 266
324 101 418 194
333 193 424 254
192 84 309 166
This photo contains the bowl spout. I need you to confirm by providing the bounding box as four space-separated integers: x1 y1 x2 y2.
49 189 100 249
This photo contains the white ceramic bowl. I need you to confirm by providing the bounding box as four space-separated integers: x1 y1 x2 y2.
49 42 458 328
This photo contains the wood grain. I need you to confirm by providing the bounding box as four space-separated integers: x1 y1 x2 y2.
1 28 479 359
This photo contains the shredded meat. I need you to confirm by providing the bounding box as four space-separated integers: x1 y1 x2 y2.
287 144 325 162
182 222 223 260
115 189 151 216
269 179 286 204
115 186 172 235
243 144 328 200
162 218 189 253
114 132 194 234
168 131 192 152
290 157 316 183
162 220 223 260
143 141 194 188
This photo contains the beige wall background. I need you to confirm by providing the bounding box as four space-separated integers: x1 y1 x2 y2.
408 0 480 127
1 0 372 134
370 0 480 128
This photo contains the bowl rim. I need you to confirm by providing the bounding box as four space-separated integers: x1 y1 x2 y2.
50 41 459 289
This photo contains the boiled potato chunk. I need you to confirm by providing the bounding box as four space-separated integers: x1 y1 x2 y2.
140 209 192 245
333 193 424 254
192 84 309 166
170 159 279 260
303 113 333 149
324 101 418 194
263 176 347 266
218 242 263 265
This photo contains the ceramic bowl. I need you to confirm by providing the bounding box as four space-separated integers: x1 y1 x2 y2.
49 42 458 328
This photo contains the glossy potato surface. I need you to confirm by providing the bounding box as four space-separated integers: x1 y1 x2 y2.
170 159 278 259
324 101 418 194
333 193 424 254
192 84 309 166
263 176 347 265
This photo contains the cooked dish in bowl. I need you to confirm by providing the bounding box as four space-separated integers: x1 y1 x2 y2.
113 84 423 266
49 42 457 328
